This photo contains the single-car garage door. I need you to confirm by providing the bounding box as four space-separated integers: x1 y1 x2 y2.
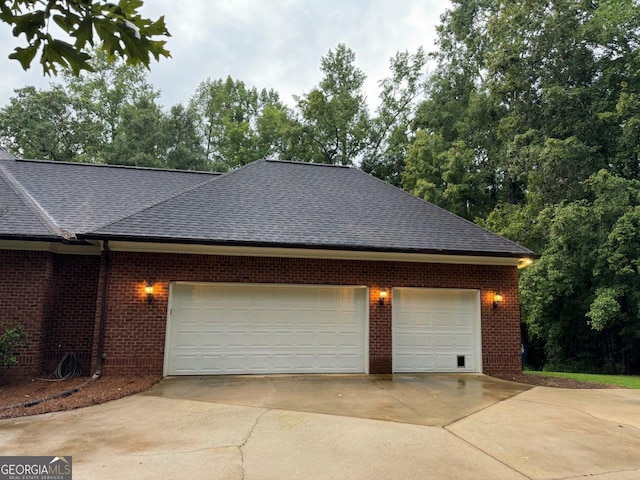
392 288 481 373
165 283 368 375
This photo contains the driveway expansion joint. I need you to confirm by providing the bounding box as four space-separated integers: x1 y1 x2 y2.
443 387 531 428
443 427 533 480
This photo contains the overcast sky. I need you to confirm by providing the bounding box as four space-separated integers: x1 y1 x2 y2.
0 0 450 109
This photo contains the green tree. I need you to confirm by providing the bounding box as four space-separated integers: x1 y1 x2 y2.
1 0 170 75
0 51 183 166
403 83 502 219
190 76 293 171
64 50 160 161
106 95 164 167
363 48 429 186
503 171 640 373
162 104 207 171
0 85 91 161
0 53 209 170
296 43 370 165
405 0 640 214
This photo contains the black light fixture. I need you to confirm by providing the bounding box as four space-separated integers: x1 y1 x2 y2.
493 292 503 309
145 281 154 305
379 288 388 306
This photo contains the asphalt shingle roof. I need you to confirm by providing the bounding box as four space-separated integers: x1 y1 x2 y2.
0 158 535 258
0 170 57 239
0 148 15 160
0 159 217 235
93 160 534 258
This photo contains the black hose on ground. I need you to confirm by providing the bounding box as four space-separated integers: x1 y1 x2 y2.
53 352 83 380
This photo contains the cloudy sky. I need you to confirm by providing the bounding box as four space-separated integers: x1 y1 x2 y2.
0 0 450 109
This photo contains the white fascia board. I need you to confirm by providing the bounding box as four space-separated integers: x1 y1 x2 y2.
0 240 102 255
107 240 523 267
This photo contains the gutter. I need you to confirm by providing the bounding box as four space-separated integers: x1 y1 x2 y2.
78 233 539 259
92 240 111 379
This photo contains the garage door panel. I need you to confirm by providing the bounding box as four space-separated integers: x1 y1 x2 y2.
318 354 340 368
337 355 360 370
172 354 202 374
295 332 316 346
435 354 454 369
414 333 432 346
415 314 433 328
453 313 472 327
166 284 367 375
295 354 315 369
317 332 337 346
247 354 269 369
393 288 481 373
455 334 474 348
171 331 199 348
434 313 456 327
249 331 271 346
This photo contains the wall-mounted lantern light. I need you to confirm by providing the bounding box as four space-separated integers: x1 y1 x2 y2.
145 281 154 305
518 258 534 269
493 292 503 309
379 288 388 306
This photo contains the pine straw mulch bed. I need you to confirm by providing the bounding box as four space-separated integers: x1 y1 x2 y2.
0 372 619 420
0 375 160 420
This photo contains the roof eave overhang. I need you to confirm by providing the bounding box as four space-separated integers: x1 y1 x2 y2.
0 237 101 255
0 234 62 242
79 234 538 266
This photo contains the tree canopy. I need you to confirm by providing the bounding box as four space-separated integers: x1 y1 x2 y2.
1 0 170 74
446 0 640 372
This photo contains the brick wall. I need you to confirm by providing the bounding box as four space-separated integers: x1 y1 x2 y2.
0 250 53 380
2 249 521 380
93 252 521 376
0 250 99 382
44 255 100 374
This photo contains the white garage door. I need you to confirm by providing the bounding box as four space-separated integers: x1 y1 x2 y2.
165 283 368 375
392 288 481 373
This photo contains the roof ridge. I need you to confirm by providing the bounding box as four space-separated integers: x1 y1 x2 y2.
265 159 352 169
0 162 66 239
352 168 536 255
86 160 267 234
87 172 224 233
14 158 222 175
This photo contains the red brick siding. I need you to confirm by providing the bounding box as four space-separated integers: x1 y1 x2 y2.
0 250 54 380
44 255 100 374
0 250 99 381
94 252 521 376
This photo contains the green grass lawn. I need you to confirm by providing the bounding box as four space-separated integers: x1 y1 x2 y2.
527 371 640 389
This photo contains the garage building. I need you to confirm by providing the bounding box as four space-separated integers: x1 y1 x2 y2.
0 158 536 379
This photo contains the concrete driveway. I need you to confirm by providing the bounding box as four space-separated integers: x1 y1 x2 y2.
1 374 639 480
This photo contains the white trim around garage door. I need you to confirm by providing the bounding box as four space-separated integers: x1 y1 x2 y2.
392 288 482 373
163 282 369 376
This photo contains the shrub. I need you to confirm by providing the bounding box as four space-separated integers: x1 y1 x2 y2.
0 322 28 367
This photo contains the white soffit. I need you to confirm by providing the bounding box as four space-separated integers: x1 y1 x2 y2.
107 241 523 266
0 239 527 267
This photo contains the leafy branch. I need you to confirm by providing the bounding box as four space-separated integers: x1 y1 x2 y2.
0 0 171 75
